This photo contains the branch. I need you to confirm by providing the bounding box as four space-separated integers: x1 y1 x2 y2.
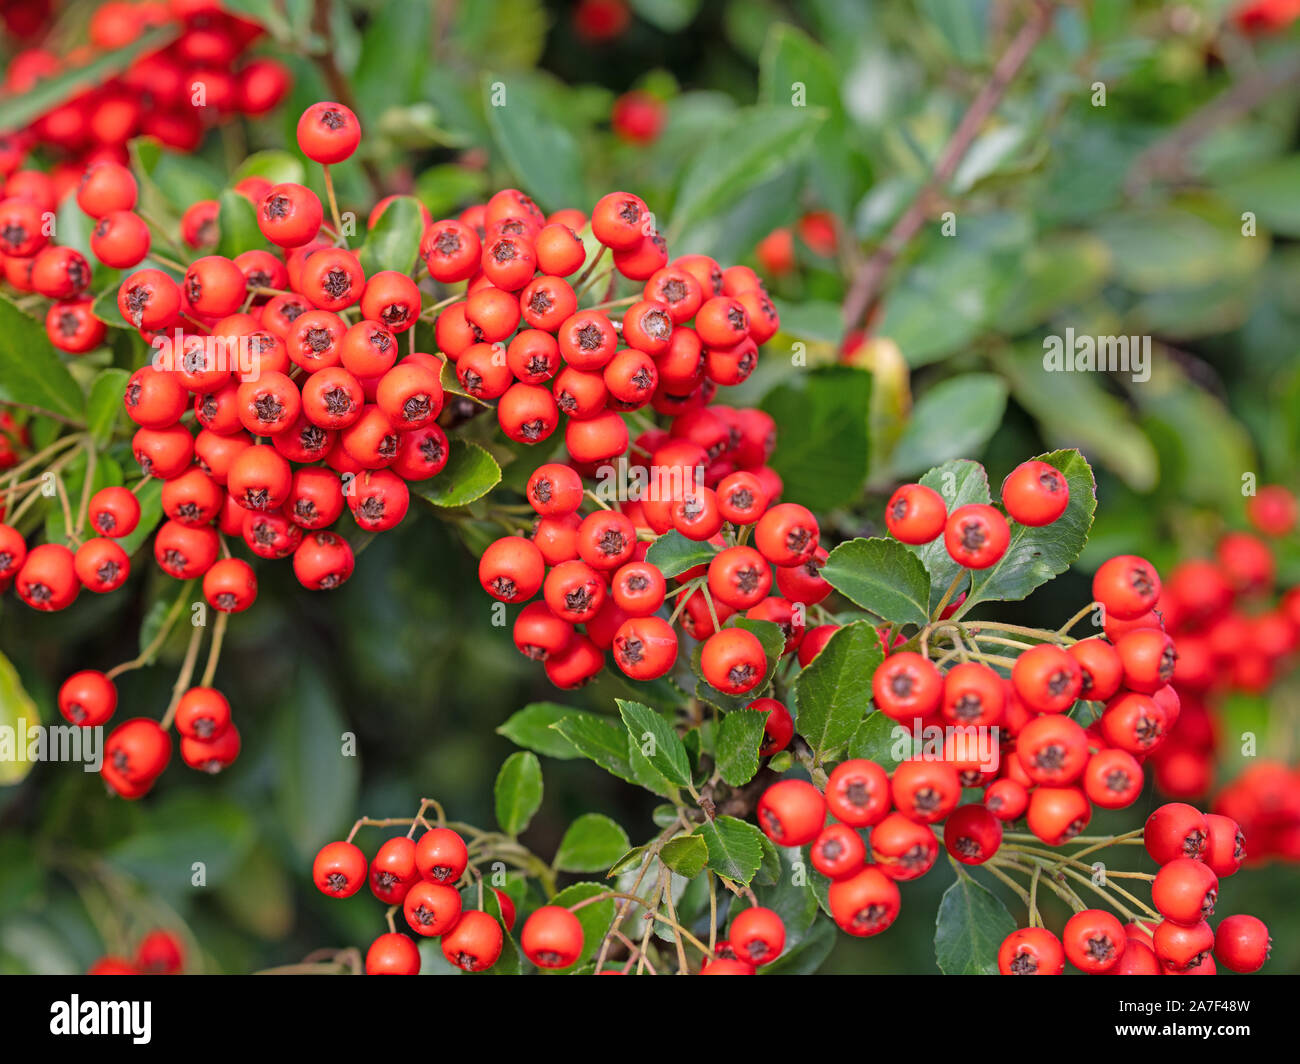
842 0 1055 332
1124 53 1300 196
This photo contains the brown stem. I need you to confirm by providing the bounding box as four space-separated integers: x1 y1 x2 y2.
842 0 1055 332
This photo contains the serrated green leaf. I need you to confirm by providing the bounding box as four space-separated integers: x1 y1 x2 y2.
715 708 766 786
794 621 884 761
551 715 636 786
411 440 501 508
617 699 690 788
660 833 709 878
694 815 764 885
760 366 871 512
0 296 84 419
357 195 423 277
846 711 906 770
553 814 630 873
494 751 543 836
497 702 592 759
955 450 1096 616
821 537 931 626
934 874 1017 975
214 189 263 259
643 530 716 578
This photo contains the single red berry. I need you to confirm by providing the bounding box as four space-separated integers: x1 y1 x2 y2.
1063 909 1126 973
810 823 867 881
998 927 1064 975
403 881 462 937
756 779 826 846
1001 460 1069 526
869 812 939 880
944 504 1010 569
1092 554 1161 621
521 906 584 969
827 867 900 938
1213 914 1270 973
58 670 117 727
365 932 421 975
442 909 505 972
872 651 943 722
943 804 1003 864
297 101 361 164
700 627 766 695
1153 918 1214 973
1082 748 1143 809
1152 858 1218 926
415 827 469 884
313 841 367 898
825 758 890 827
884 483 947 544
134 930 184 975
728 907 785 966
1144 802 1208 864
1026 785 1091 845
891 758 961 824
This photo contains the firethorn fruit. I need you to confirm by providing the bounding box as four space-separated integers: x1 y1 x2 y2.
174 687 231 742
944 804 1003 864
827 867 900 938
313 841 367 898
872 652 943 722
403 881 462 937
365 932 421 976
998 927 1065 975
1026 785 1091 845
944 504 1010 569
753 697 794 757
728 907 785 966
700 627 766 695
1152 858 1218 926
1063 909 1126 973
756 779 826 846
884 483 947 544
1213 914 1270 973
415 827 469 884
1001 460 1069 526
521 906 584 969
1145 802 1208 864
869 812 939 880
369 837 419 906
810 823 867 881
1092 554 1161 621
58 670 117 727
825 758 890 828
442 910 505 972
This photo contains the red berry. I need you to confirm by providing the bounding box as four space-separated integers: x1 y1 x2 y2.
944 504 1010 569
1144 802 1208 864
415 827 469 884
313 840 367 898
700 627 766 695
1063 909 1126 973
871 651 943 722
891 758 961 824
442 909 505 972
1213 914 1270 973
521 906 584 969
1000 460 1069 526
943 804 1003 864
58 670 117 727
810 823 867 880
1152 858 1218 926
403 881 462 937
297 101 361 164
728 907 785 966
998 927 1064 975
1092 554 1161 621
827 867 900 937
884 483 947 544
365 932 421 975
756 779 826 846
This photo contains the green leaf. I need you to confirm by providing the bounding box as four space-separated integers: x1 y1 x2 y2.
214 190 263 259
482 73 585 214
545 883 615 972
85 369 130 448
617 699 690 788
116 477 164 557
668 105 825 241
715 708 766 786
934 874 1017 975
821 538 931 626
630 0 701 31
0 651 40 786
889 374 1007 478
0 295 84 419
230 150 306 187
847 711 906 770
273 667 361 864
357 195 423 278
762 914 836 975
497 702 596 759
551 715 637 787
760 366 870 511
92 286 133 331
1217 155 1300 237
553 814 631 873
412 440 502 508
494 751 543 836
794 621 884 760
957 450 1097 615
108 794 255 894
643 530 716 579
693 815 765 886
919 0 990 64
659 833 709 878
907 459 990 612
1095 202 1267 292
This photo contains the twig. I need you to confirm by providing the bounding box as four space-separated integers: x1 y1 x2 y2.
842 0 1055 331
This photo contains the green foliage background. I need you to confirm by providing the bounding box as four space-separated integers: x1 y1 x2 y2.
1 0 1298 974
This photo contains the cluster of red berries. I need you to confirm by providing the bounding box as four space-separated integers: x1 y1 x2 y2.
998 803 1270 975
0 0 287 185
697 906 788 974
1150 488 1298 788
87 927 185 975
312 824 522 975
883 457 1070 567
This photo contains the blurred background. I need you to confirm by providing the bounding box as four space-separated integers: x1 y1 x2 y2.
1 0 1298 974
